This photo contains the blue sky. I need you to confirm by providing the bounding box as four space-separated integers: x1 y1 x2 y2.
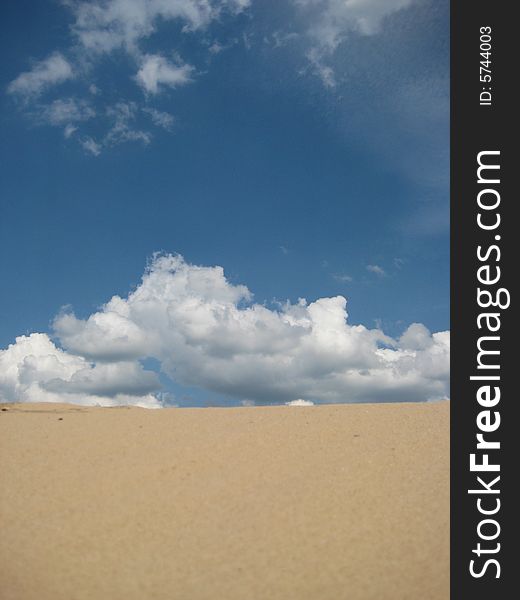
0 0 449 407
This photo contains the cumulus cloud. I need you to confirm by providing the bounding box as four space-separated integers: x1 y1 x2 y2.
7 53 74 99
0 333 161 407
135 55 194 94
0 255 449 407
399 322 433 351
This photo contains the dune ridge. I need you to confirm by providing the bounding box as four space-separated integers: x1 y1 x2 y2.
0 401 449 600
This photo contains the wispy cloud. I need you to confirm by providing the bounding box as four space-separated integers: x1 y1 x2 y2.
142 107 175 131
6 0 441 167
208 37 241 55
80 136 102 156
70 0 251 55
6 0 251 154
332 273 353 283
7 53 74 99
104 102 152 147
76 102 152 155
367 264 386 277
295 0 414 50
35 98 95 126
306 47 336 88
292 0 415 85
64 124 78 138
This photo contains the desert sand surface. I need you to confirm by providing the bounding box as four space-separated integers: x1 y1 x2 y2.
0 401 449 600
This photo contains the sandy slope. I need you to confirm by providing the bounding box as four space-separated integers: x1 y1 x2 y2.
0 401 449 600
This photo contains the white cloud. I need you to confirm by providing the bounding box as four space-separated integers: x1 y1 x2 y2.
0 333 161 407
36 98 95 126
208 37 241 55
76 102 152 156
333 273 353 283
143 107 175 130
64 124 78 138
306 47 336 88
209 41 225 54
292 0 416 87
295 0 415 50
71 0 251 55
268 31 300 49
46 254 449 405
7 1 251 153
367 264 386 277
1 255 449 406
7 53 74 98
135 54 194 94
54 296 150 361
399 322 433 351
105 101 152 146
286 399 315 406
80 136 102 156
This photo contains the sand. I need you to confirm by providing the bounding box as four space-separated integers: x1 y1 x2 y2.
0 401 449 600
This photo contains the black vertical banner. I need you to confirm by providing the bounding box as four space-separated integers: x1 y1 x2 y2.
451 1 515 597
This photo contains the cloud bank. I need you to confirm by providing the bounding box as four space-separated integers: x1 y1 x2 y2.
0 254 449 407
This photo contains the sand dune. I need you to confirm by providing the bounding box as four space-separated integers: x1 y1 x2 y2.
0 401 449 600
